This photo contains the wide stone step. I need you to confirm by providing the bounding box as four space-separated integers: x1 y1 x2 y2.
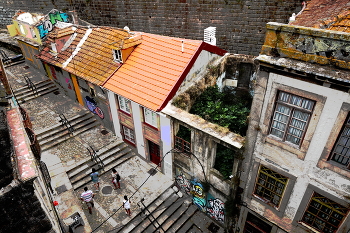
14 79 53 94
35 110 92 138
68 143 130 182
155 195 191 232
70 146 135 190
142 193 186 233
37 112 95 142
66 140 125 178
118 187 175 233
174 207 201 233
130 194 180 233
40 118 99 151
14 80 58 101
170 205 198 233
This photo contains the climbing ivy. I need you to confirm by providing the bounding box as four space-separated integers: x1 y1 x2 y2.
189 85 251 136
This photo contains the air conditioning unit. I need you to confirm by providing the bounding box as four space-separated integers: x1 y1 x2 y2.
204 27 216 46
223 79 238 87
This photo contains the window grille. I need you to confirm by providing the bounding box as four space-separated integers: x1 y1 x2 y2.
301 192 347 233
330 117 350 168
253 166 288 207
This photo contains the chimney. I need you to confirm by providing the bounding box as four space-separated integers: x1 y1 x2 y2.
204 27 216 46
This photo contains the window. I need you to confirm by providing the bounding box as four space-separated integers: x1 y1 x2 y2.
270 91 315 146
175 125 191 154
118 96 131 114
144 108 158 128
122 125 135 144
244 212 272 233
113 49 122 63
253 166 288 208
330 116 350 169
301 192 347 233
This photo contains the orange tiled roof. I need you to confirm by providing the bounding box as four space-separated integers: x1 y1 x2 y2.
291 0 350 28
103 33 226 112
37 26 141 85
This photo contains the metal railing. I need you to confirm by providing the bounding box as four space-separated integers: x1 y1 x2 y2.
87 145 104 169
174 136 191 155
58 113 74 134
23 75 38 96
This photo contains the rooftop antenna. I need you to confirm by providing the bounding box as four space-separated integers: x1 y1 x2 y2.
181 40 184 53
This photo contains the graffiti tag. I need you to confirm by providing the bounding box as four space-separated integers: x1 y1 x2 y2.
207 198 225 223
175 173 191 194
85 96 104 119
191 180 206 212
36 10 69 39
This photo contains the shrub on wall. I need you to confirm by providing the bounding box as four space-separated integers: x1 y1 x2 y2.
189 85 251 136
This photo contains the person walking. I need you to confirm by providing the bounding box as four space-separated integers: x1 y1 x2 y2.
90 167 100 191
80 187 95 214
123 195 131 216
111 168 121 189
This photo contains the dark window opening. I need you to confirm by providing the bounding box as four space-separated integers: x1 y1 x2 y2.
214 144 234 178
244 212 272 233
329 115 350 169
301 192 347 233
253 165 288 208
175 125 191 154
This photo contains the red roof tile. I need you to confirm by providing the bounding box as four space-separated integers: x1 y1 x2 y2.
37 26 141 85
291 0 350 28
103 33 226 111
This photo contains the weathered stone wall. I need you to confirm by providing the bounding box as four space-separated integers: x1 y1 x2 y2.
0 0 302 55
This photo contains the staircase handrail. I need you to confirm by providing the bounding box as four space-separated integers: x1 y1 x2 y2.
58 113 74 134
87 145 104 169
23 75 38 96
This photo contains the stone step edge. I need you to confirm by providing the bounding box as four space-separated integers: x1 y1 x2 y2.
67 144 130 179
72 153 135 191
35 110 92 136
65 139 125 173
40 121 100 151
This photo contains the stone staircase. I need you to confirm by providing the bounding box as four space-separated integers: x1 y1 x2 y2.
115 187 225 233
36 110 99 151
13 79 59 103
67 140 135 191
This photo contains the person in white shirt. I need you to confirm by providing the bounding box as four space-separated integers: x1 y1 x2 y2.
80 187 95 214
123 195 131 216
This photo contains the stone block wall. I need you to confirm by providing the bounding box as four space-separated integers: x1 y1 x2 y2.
0 0 302 55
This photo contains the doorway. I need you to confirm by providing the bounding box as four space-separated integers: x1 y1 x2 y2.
148 140 161 166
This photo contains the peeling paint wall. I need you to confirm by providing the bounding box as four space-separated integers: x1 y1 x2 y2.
239 67 350 232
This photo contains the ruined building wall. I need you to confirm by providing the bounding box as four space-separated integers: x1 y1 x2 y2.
0 0 302 55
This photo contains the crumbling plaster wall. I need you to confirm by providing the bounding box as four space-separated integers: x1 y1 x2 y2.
262 22 350 70
240 68 350 232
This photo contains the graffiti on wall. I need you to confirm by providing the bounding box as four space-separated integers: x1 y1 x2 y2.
36 9 69 39
207 193 225 223
85 96 104 119
175 172 191 194
191 180 206 212
174 168 225 224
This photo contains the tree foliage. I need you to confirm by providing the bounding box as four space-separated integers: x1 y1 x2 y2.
189 85 251 136
214 144 235 178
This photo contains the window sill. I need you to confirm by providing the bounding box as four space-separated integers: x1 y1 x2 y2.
143 122 158 131
118 109 132 117
252 194 280 211
297 221 321 233
123 139 136 147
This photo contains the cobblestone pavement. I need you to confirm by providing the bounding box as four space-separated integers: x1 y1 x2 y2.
3 52 174 232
